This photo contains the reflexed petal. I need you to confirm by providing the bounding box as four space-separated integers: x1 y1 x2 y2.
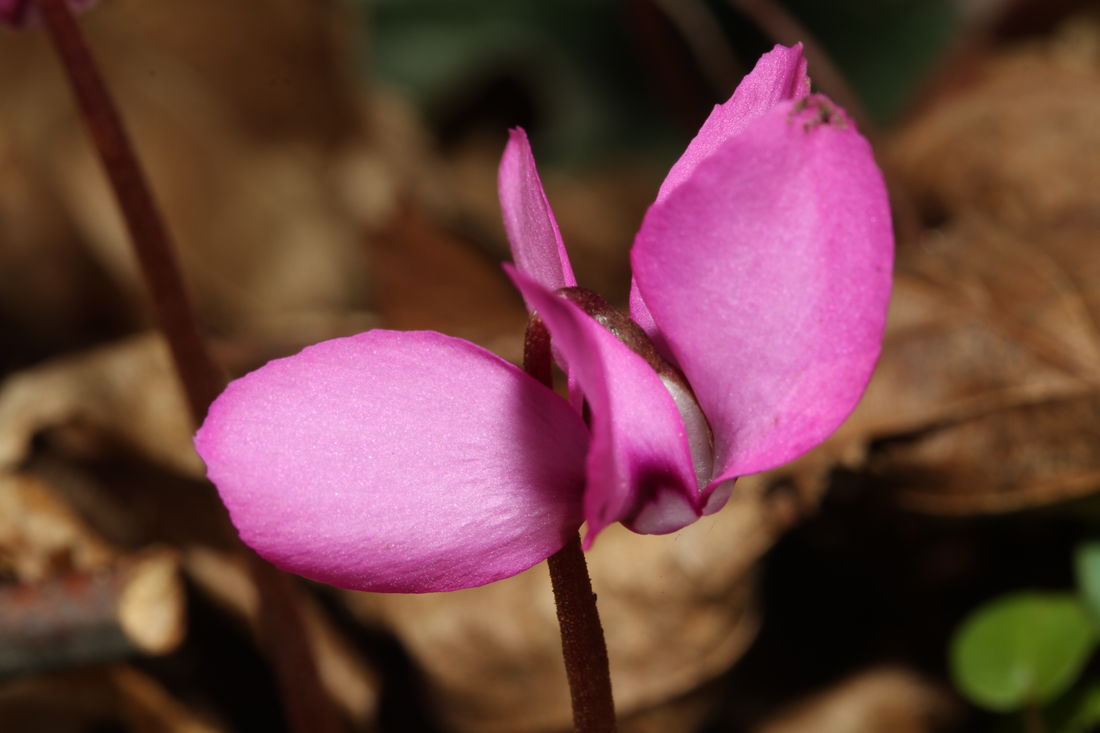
507 267 700 544
498 128 577 299
194 330 588 593
656 43 809 203
633 97 894 483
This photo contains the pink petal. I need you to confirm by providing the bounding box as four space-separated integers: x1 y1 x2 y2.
631 44 809 354
194 330 588 593
655 43 810 204
498 128 577 298
506 267 700 545
632 97 893 483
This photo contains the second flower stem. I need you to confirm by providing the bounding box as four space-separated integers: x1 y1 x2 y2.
525 315 617 733
36 2 342 730
36 0 222 424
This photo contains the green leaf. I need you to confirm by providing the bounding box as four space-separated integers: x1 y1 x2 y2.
1075 541 1100 624
950 592 1096 712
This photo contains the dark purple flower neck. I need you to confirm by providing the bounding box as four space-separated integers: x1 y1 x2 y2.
556 287 682 384
547 286 718 499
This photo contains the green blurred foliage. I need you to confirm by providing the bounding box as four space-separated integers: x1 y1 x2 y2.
950 592 1095 713
363 0 671 164
783 0 957 121
1074 540 1100 624
356 0 959 164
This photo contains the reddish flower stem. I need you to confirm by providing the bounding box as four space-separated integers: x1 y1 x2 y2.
525 315 617 733
36 2 342 731
36 0 221 425
547 537 618 733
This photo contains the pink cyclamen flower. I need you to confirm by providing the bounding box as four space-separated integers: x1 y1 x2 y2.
0 0 95 26
195 44 893 594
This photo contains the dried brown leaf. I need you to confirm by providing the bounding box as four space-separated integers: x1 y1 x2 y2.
754 667 958 733
801 215 1100 514
893 14 1100 228
0 0 382 341
0 473 114 582
0 666 225 733
0 471 186 675
0 333 199 476
795 21 1100 514
12 459 381 727
0 546 186 676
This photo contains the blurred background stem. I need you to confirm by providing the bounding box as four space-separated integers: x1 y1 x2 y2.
35 1 344 730
35 0 221 424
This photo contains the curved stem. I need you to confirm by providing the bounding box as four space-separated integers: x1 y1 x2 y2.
36 0 222 425
525 315 617 733
35 2 343 731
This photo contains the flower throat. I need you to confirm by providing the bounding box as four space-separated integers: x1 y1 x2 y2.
527 287 717 492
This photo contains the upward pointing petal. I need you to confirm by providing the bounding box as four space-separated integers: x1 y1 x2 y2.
195 330 588 593
633 98 893 483
633 44 810 352
656 43 810 203
499 128 577 299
